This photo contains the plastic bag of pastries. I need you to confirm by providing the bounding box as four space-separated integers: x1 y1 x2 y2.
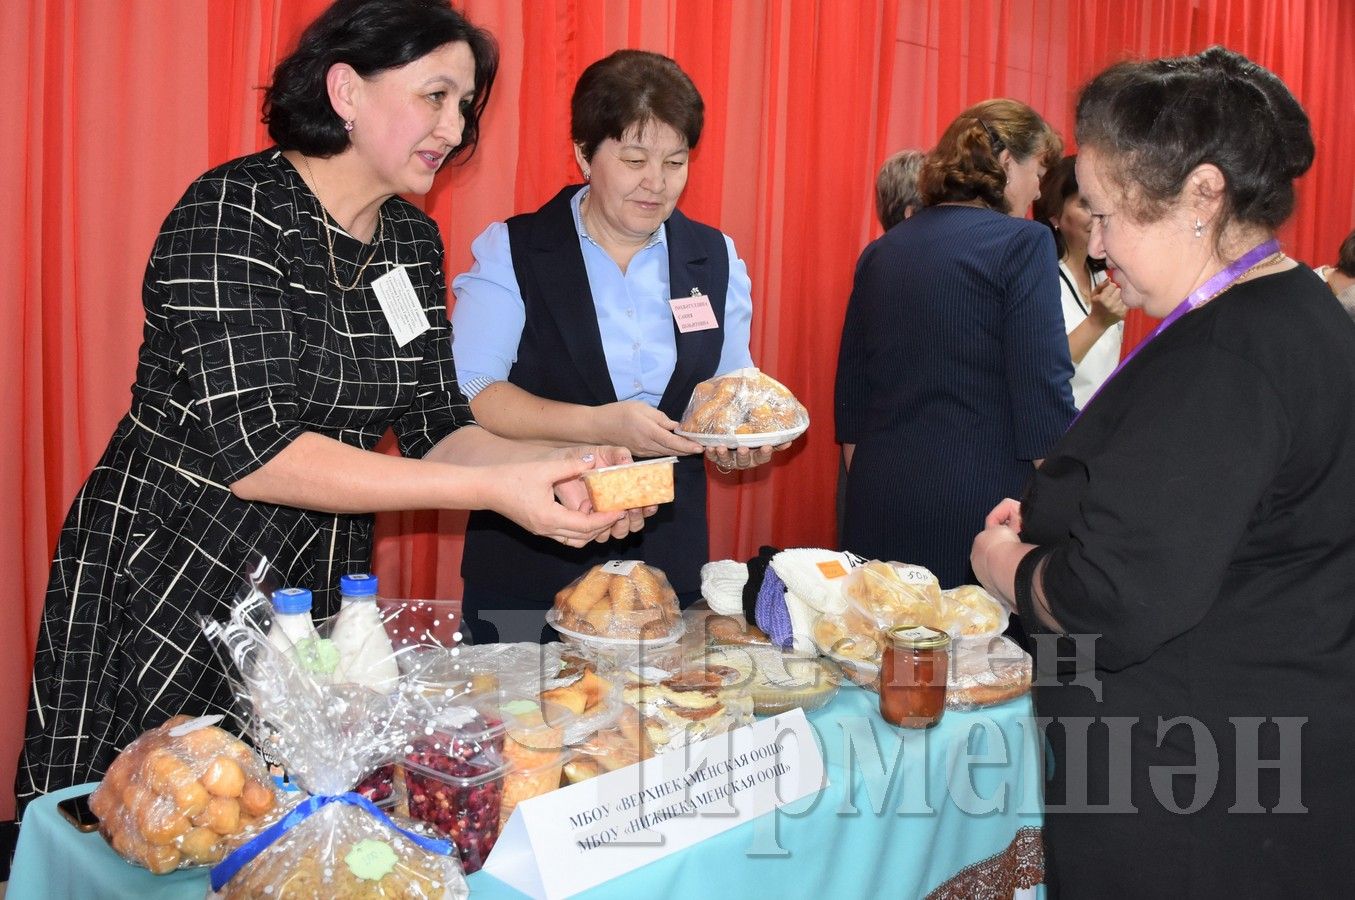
842 561 945 632
550 561 681 641
678 367 809 436
210 800 466 899
939 585 1008 638
88 714 279 873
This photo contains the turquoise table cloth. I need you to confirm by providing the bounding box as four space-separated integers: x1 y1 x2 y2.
8 686 1043 899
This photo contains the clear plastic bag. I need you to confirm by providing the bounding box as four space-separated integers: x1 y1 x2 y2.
676 367 809 440
213 800 466 897
946 636 1032 710
201 561 469 898
842 561 944 632
842 562 1009 639
87 715 280 873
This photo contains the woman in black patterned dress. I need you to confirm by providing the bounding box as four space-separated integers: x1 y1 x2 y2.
18 0 644 811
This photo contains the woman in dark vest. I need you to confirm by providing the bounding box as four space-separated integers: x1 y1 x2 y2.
452 50 784 641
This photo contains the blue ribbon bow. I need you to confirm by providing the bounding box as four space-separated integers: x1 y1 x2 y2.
209 791 454 891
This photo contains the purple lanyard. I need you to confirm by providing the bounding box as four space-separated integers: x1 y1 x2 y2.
1073 238 1280 422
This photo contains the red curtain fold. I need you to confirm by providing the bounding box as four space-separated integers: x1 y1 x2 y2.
4 0 1352 820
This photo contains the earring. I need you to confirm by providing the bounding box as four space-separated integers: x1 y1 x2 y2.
1193 217 1204 238
583 169 591 182
343 119 354 134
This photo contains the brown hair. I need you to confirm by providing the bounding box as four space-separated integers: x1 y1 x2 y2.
1338 229 1355 278
876 149 925 230
1032 155 1079 258
918 98 1062 212
571 50 703 161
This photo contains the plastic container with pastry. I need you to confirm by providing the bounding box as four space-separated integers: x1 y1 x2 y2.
475 693 573 827
696 645 841 715
548 560 684 644
558 721 647 786
674 367 810 448
539 668 622 744
609 663 750 750
580 457 677 512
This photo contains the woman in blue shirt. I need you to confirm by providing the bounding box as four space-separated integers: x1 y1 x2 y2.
452 50 782 641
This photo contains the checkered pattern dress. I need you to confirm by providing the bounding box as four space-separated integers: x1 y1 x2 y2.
18 149 474 811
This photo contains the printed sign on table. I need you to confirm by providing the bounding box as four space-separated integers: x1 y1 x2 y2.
482 709 826 899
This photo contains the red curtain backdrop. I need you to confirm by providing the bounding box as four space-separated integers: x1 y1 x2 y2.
3 0 1352 819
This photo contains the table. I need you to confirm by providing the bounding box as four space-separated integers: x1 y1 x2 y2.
9 686 1044 899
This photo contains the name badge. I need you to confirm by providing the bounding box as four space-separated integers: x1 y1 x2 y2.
371 266 430 346
668 291 719 333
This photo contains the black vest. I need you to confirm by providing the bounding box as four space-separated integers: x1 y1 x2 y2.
460 186 730 598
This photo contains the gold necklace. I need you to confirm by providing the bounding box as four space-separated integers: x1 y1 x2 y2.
1197 252 1286 308
300 155 385 292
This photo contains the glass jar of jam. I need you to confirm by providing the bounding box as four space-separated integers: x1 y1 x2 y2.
879 624 950 728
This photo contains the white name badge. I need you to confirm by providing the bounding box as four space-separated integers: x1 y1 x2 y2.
668 292 719 333
482 708 826 900
371 266 430 346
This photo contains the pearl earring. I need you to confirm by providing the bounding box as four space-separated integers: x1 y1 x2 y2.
583 169 591 182
343 119 354 133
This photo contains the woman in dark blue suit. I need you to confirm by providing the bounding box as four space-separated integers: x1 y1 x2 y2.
835 99 1074 587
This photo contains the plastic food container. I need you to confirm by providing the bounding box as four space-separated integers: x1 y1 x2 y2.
581 457 677 511
397 706 509 874
499 750 569 828
353 762 397 807
472 692 575 753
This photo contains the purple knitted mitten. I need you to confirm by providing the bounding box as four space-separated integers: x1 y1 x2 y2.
754 568 794 650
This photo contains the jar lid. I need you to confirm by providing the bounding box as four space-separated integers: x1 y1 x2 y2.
885 624 951 650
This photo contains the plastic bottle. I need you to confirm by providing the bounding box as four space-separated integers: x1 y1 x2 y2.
268 587 321 653
266 587 337 682
329 573 399 693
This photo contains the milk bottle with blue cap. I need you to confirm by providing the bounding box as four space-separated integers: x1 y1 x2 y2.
266 587 336 682
329 573 399 693
267 587 321 653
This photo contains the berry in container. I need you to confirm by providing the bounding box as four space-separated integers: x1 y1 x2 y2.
396 705 509 874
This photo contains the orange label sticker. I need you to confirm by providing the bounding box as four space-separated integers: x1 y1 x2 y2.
816 560 848 579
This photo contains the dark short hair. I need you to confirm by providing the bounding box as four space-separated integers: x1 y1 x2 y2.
1338 230 1355 278
876 149 925 231
263 0 498 161
918 98 1063 212
571 50 703 161
1033 155 1079 258
1074 46 1313 239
